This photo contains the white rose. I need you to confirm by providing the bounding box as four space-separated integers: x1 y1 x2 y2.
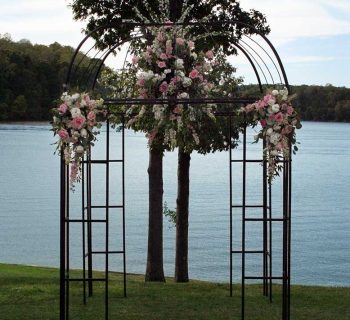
80 128 88 138
270 132 281 145
191 52 197 59
178 92 189 99
272 90 279 96
271 104 280 113
164 69 171 74
70 107 81 118
176 70 185 78
175 58 184 69
266 128 274 136
72 93 80 101
76 145 84 154
268 98 275 106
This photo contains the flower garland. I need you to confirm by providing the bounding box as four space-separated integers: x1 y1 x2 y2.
126 23 222 152
240 87 301 180
52 92 106 185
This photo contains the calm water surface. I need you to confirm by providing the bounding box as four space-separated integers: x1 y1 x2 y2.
0 122 349 286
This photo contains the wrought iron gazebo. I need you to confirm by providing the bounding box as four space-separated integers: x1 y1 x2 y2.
60 20 292 320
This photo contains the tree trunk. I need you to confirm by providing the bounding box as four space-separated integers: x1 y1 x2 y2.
175 148 191 282
145 148 165 282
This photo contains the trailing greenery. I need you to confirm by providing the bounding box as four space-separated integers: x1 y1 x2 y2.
0 264 350 319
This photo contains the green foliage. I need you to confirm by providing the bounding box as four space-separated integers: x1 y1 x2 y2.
0 36 97 121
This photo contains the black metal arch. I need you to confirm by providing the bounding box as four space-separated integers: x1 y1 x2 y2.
60 20 292 320
64 20 290 95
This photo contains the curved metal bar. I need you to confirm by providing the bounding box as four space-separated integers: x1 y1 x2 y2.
234 43 263 93
76 48 107 90
244 35 283 84
71 44 97 86
238 42 269 85
91 36 142 91
194 20 264 93
239 38 274 85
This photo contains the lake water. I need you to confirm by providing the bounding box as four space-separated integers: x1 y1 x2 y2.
0 122 349 286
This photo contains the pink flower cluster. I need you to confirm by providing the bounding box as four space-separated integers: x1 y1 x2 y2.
52 92 106 186
241 88 301 180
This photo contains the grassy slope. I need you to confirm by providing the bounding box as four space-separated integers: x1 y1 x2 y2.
0 264 349 320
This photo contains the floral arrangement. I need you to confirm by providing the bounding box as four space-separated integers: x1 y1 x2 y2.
240 87 301 180
126 22 226 152
52 92 106 184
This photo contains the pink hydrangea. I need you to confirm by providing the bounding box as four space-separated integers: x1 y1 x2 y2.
189 69 200 79
263 94 275 105
70 116 86 130
58 103 68 114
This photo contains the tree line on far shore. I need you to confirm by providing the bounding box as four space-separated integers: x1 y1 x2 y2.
1 34 350 123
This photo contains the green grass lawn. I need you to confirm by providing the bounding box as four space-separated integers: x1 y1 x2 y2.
0 264 349 319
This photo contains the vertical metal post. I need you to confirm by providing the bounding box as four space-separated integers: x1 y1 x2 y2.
282 157 289 320
105 117 110 320
60 153 66 320
82 156 87 304
122 115 127 298
87 147 93 296
287 146 292 319
241 125 247 320
229 115 233 297
65 159 70 319
263 140 268 297
269 180 273 302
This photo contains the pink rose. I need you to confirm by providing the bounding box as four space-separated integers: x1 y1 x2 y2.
188 41 195 49
137 79 146 87
132 56 139 65
87 111 96 121
159 53 168 60
205 50 214 60
257 100 266 110
58 128 69 140
287 106 294 115
189 69 200 79
274 112 284 123
157 60 166 68
159 81 168 93
260 119 267 128
58 103 68 114
176 38 185 46
263 94 275 105
70 116 86 130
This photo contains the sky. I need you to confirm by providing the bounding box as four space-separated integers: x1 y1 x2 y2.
0 0 349 87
